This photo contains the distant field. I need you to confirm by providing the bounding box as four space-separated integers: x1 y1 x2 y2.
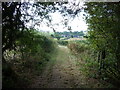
64 38 86 41
54 37 86 41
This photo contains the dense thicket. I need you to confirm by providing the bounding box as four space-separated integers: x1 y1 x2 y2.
2 2 24 58
2 2 25 87
84 2 120 87
2 2 56 88
2 2 80 88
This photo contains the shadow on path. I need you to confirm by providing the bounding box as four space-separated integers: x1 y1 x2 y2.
30 45 108 88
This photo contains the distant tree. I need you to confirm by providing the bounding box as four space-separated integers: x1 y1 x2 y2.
51 34 54 38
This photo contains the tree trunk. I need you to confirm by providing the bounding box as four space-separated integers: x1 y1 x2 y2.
98 50 106 75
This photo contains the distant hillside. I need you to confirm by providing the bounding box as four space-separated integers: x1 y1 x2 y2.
54 31 84 38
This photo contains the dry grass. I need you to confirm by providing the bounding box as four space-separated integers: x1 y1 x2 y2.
65 38 86 41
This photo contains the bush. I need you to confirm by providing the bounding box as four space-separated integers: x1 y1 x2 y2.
67 40 90 54
67 40 99 77
2 29 57 88
57 40 68 46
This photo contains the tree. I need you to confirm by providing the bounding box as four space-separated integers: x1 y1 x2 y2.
2 2 25 88
2 2 57 87
2 2 24 59
84 2 120 87
2 2 83 87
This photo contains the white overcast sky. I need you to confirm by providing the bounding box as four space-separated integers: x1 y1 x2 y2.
35 11 88 32
25 1 88 33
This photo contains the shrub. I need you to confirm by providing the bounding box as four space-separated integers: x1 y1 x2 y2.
2 29 56 88
67 40 89 54
57 40 68 46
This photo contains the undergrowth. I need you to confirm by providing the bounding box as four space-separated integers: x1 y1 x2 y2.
67 40 115 88
57 40 68 46
2 34 57 88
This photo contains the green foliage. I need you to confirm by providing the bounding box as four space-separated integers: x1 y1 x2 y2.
2 2 24 53
53 32 62 40
68 41 98 77
84 2 120 87
2 2 58 88
2 29 56 88
67 40 89 53
57 40 68 46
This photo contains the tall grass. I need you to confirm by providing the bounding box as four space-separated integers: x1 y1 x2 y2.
67 40 99 78
67 40 115 88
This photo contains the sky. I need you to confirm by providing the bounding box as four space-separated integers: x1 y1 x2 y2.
25 1 88 33
35 11 88 33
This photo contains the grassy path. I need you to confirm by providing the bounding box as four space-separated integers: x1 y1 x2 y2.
30 45 109 88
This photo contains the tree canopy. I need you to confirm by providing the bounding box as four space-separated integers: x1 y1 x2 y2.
84 2 120 87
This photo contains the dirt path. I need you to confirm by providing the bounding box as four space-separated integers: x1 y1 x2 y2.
30 45 108 88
